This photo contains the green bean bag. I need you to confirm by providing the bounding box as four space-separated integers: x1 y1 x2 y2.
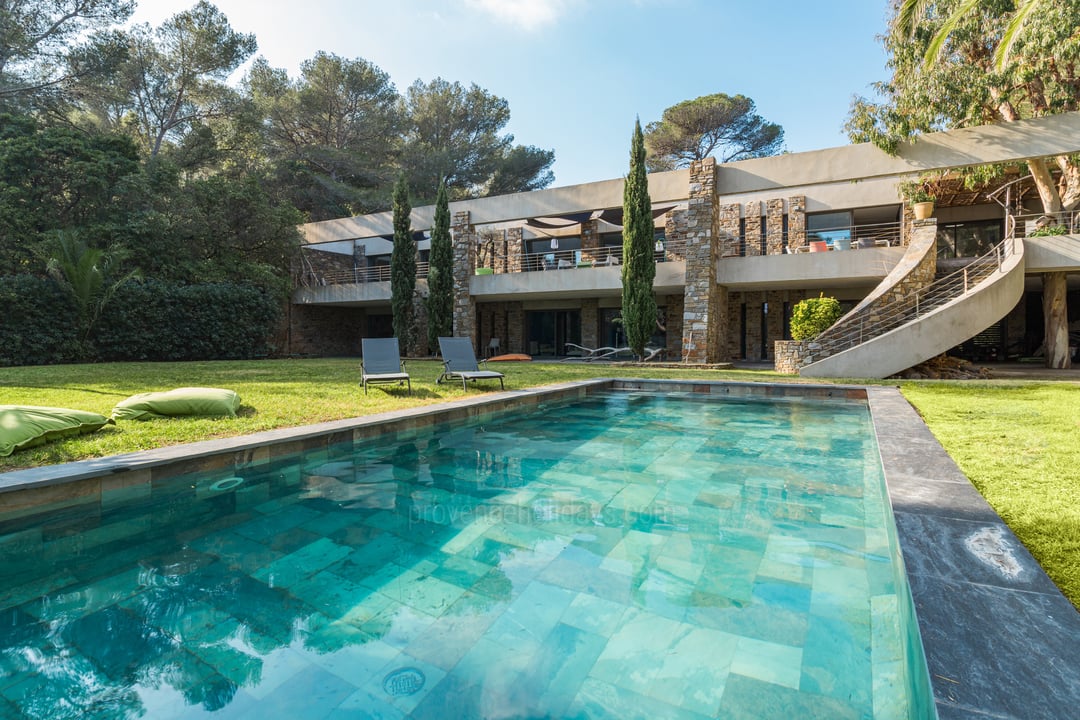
110 387 241 421
0 405 114 456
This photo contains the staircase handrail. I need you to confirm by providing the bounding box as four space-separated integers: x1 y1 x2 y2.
811 237 1016 357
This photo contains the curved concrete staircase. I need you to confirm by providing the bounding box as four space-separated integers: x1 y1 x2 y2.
800 236 1025 379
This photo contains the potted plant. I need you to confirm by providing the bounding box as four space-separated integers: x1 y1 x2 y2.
900 180 936 220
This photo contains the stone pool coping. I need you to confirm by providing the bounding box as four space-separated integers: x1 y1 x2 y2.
1 379 1077 719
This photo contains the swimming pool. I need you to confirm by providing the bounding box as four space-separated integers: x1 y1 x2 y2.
0 388 934 719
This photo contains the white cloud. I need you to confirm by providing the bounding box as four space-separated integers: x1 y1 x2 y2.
464 0 574 31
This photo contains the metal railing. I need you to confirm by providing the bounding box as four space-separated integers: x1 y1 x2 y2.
508 238 687 274
1009 210 1080 239
317 262 430 286
723 220 903 256
809 236 1017 359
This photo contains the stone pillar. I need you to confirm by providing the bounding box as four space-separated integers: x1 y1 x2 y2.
411 288 429 356
493 303 508 356
765 290 785 361
452 211 477 347
766 198 785 255
507 302 524 353
665 294 684 360
581 298 599 350
718 203 741 256
1042 271 1072 368
681 157 724 363
506 227 523 273
744 201 762 257
727 292 743 359
353 242 367 283
744 291 765 361
580 219 599 264
788 195 806 251
663 211 687 262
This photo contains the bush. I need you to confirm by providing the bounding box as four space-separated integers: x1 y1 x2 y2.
1028 224 1068 237
0 275 81 366
790 294 842 340
93 280 281 361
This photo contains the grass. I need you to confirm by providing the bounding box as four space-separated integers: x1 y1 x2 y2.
1 358 1077 608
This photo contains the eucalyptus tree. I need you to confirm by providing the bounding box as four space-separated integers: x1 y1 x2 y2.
848 0 1080 366
390 174 416 351
426 178 453 349
621 119 657 360
247 52 402 220
644 93 784 172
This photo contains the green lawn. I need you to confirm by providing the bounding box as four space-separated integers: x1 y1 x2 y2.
2 359 1077 608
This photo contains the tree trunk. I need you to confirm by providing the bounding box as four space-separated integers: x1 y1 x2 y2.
1042 272 1072 369
1027 157 1063 215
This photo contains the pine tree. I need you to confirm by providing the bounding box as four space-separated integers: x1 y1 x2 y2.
621 119 657 359
390 174 416 351
426 178 453 351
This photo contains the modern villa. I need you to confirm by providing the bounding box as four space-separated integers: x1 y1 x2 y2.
293 114 1080 376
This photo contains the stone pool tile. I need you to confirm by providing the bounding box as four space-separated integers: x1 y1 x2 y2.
589 609 683 694
538 555 632 604
288 571 383 623
483 580 575 652
560 592 627 637
232 505 322 543
361 603 438 650
224 644 313 700
568 676 712 720
240 663 360 720
885 471 1004 522
189 529 284 575
729 635 803 690
894 511 1061 594
24 566 142 621
404 593 507 671
634 567 693 623
297 612 378 655
519 622 609 718
908 573 1080 719
799 613 871 708
253 537 351 589
715 672 862 720
429 553 493 588
645 625 740 716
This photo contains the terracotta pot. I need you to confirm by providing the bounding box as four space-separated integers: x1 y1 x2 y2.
809 241 829 252
912 201 935 220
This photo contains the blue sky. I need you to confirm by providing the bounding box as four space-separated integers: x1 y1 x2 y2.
132 0 892 188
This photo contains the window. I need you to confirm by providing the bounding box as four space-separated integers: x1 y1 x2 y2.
936 220 1002 259
807 211 852 246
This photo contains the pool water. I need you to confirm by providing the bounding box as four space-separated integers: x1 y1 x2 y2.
0 391 933 719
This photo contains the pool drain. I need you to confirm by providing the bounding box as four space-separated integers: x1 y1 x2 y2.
210 477 245 492
383 667 425 696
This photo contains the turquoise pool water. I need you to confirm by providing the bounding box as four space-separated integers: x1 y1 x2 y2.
0 391 932 719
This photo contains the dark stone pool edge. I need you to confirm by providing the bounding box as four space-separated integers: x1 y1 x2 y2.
2 379 1076 719
867 386 1080 720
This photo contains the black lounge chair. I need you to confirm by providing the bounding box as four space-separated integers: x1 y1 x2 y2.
360 337 411 394
436 337 505 391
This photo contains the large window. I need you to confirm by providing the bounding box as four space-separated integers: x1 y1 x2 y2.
807 211 852 246
937 220 1002 259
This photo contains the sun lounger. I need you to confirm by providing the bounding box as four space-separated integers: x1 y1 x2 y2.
360 337 411 394
436 337 505 391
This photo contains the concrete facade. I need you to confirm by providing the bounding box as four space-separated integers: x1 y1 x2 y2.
293 113 1080 373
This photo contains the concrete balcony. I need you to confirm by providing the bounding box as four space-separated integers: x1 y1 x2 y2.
471 260 686 301
717 246 905 290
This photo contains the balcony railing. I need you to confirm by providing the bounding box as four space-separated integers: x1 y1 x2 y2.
1009 210 1080 239
723 220 903 257
316 262 430 286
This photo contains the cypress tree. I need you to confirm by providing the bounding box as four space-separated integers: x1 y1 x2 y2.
390 173 416 351
621 118 657 359
426 178 453 351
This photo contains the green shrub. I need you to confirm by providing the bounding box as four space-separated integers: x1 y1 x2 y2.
93 280 281 361
0 275 82 366
1028 224 1068 237
790 294 842 340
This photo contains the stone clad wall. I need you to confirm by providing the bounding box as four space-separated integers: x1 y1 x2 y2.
506 227 523 273
719 203 741 257
681 157 723 363
766 199 785 255
774 340 807 374
787 196 806 250
744 201 762 256
452 211 477 345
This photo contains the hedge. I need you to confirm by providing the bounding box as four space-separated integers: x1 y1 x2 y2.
0 276 281 365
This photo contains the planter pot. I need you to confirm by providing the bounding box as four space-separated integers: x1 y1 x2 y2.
832 237 851 251
912 201 935 220
809 240 829 253
474 267 494 275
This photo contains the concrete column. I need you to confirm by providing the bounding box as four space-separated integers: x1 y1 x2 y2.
766 198 785 255
681 157 724 363
452 211 477 347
